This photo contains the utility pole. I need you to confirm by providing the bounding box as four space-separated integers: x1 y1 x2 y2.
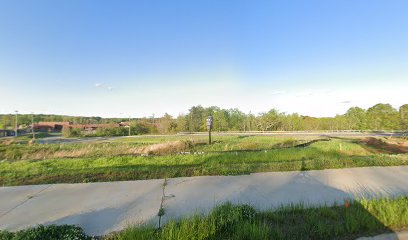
31 112 35 140
14 110 18 137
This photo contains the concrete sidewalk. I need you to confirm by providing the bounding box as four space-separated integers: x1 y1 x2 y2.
357 230 408 240
0 166 407 236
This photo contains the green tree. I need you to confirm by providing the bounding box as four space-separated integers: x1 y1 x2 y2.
187 105 205 132
228 108 245 131
366 104 399 130
157 113 176 134
282 113 304 131
257 109 283 131
213 109 229 132
131 122 150 135
302 116 320 130
345 107 367 130
400 104 408 130
175 115 188 132
245 112 256 131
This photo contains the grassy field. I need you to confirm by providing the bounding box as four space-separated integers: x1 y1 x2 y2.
1 196 407 240
1 135 408 186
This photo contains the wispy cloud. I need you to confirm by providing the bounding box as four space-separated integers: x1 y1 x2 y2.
339 100 352 104
95 83 113 91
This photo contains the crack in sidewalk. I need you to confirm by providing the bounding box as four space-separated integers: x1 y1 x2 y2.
157 178 175 229
0 185 52 220
157 178 167 229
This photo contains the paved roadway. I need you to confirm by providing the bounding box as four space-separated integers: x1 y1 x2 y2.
36 131 408 144
0 166 407 236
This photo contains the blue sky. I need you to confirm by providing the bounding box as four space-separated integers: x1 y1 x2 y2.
0 0 407 117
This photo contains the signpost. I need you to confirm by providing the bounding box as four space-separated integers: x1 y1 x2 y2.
206 116 213 144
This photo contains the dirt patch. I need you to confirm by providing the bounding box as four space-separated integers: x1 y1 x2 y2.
361 137 408 154
399 142 408 147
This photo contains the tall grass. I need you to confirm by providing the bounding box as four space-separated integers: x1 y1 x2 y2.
1 138 407 186
0 136 372 163
0 142 146 161
1 140 407 186
109 196 408 240
0 136 301 161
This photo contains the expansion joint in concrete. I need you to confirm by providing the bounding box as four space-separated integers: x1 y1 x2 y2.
0 185 51 220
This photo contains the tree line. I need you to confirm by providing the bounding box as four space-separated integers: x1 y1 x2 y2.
170 103 408 132
1 103 408 134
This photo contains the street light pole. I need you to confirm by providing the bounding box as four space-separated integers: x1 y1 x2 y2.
15 110 18 137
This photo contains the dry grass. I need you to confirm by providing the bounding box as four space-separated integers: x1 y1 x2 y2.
0 139 17 146
134 140 194 155
2 140 196 161
3 143 142 161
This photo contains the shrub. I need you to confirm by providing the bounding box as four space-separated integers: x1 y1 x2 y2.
62 127 82 138
131 123 150 135
94 127 128 137
0 225 94 240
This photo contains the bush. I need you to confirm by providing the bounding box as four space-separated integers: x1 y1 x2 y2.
131 123 150 135
62 127 82 138
0 225 94 240
94 127 128 137
90 123 152 137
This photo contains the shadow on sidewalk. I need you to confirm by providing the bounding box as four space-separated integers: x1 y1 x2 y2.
160 165 399 239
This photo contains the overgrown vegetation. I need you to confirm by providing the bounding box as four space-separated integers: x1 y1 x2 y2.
1 197 406 240
1 137 407 186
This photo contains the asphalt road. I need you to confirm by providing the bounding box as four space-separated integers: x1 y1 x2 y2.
35 131 408 144
0 166 407 236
